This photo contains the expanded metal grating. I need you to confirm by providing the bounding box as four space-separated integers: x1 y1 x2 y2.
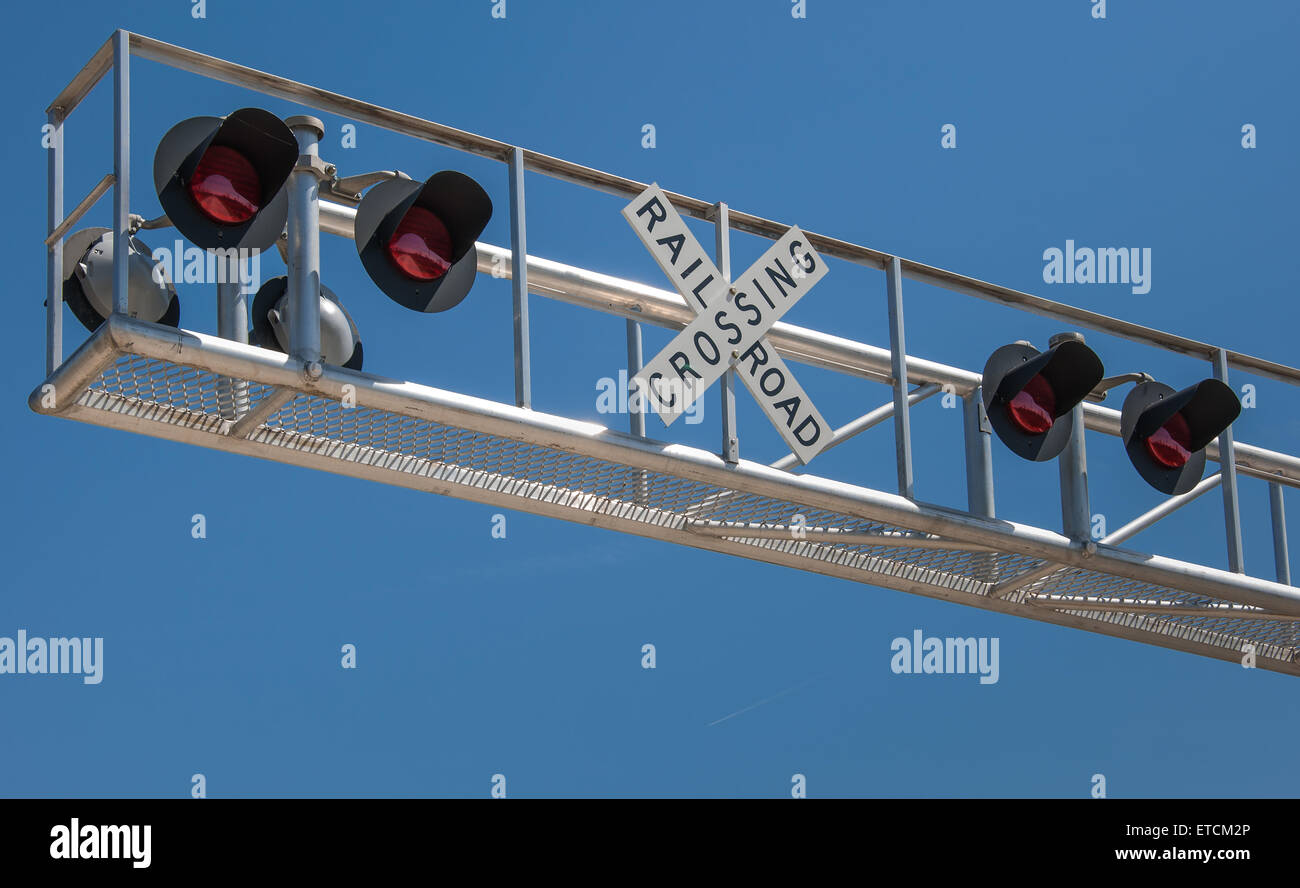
38 335 1300 676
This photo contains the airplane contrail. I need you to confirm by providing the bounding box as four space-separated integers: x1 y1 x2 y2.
707 681 811 727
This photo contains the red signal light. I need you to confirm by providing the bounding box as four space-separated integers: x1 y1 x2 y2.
1005 373 1056 435
386 206 453 281
1144 412 1192 469
188 145 262 225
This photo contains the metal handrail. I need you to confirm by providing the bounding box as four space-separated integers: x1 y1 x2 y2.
46 30 1300 388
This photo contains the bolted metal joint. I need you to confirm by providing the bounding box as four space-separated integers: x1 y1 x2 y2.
294 153 335 180
303 360 324 382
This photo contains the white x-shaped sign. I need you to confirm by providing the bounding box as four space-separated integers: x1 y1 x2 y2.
622 184 831 464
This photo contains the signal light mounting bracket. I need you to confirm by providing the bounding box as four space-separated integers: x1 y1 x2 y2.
1087 371 1155 403
322 170 413 205
294 152 334 181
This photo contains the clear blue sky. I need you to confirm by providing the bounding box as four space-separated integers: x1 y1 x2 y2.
2 0 1298 798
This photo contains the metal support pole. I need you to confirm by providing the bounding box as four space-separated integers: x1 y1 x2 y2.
509 146 531 409
46 108 64 374
1212 348 1245 573
216 280 250 420
770 384 940 472
715 202 737 464
885 256 914 498
1058 408 1090 541
111 30 130 315
1103 473 1222 546
962 387 995 518
625 319 645 437
962 385 997 583
1270 482 1291 586
217 281 248 344
46 175 115 249
1054 332 1091 541
625 317 648 505
230 387 293 439
286 116 323 369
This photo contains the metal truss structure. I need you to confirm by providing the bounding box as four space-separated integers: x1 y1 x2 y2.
35 32 1300 675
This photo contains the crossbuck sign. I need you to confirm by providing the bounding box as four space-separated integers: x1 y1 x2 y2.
622 184 832 464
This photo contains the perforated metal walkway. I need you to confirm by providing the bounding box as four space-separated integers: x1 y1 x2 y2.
31 315 1300 676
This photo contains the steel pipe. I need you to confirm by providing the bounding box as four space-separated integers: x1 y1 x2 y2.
769 384 939 472
685 521 1000 553
1103 474 1223 546
315 197 1300 490
885 256 914 498
1054 333 1092 542
286 116 324 367
46 109 64 374
963 388 995 518
508 146 531 409
1270 483 1291 586
45 173 114 248
1213 349 1245 572
111 31 130 316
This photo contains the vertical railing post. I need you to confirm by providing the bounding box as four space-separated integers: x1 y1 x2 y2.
285 116 323 370
626 319 645 438
1269 482 1291 586
885 256 914 498
1212 349 1245 573
509 147 532 409
626 317 649 504
1053 332 1091 542
963 387 995 518
46 107 64 374
714 202 737 464
111 30 130 315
